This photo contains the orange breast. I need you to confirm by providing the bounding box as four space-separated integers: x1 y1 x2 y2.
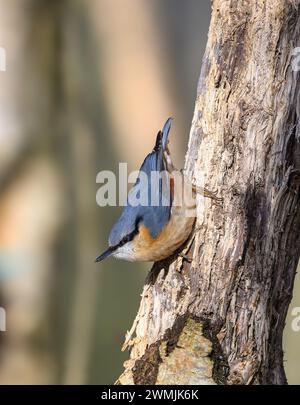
131 171 197 261
133 215 195 262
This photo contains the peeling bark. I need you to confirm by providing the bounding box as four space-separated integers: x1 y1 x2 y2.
117 0 300 385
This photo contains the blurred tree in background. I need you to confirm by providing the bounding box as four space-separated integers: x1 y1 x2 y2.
0 0 298 384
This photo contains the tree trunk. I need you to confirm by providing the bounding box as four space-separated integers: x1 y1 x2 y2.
117 0 300 385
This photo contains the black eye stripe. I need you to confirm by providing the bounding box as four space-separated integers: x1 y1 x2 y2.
113 218 142 250
118 231 135 247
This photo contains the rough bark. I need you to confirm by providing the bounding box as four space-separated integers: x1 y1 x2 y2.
117 0 300 385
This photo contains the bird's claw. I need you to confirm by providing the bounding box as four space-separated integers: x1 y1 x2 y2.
193 184 223 205
178 253 192 263
203 187 223 202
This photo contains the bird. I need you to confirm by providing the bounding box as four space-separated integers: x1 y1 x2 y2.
95 118 220 263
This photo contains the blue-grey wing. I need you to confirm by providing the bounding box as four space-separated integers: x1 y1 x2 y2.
109 118 173 247
135 118 173 237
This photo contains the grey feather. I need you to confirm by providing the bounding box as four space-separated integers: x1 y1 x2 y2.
108 118 173 248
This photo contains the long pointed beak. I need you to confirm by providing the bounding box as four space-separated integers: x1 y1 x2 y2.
95 247 114 263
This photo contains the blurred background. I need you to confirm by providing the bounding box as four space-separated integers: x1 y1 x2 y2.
0 0 298 385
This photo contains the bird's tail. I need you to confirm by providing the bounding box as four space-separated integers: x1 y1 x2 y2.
154 117 173 152
162 117 173 150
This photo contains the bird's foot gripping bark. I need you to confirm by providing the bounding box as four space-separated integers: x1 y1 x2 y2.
192 184 223 205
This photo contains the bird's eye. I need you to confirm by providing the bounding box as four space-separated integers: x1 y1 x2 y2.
119 221 140 248
120 234 130 246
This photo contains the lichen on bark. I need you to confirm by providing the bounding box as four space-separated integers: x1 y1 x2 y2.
117 318 216 385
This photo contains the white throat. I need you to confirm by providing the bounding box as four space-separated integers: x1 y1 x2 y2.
112 241 136 262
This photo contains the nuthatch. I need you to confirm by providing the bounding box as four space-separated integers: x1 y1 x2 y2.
96 118 220 263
